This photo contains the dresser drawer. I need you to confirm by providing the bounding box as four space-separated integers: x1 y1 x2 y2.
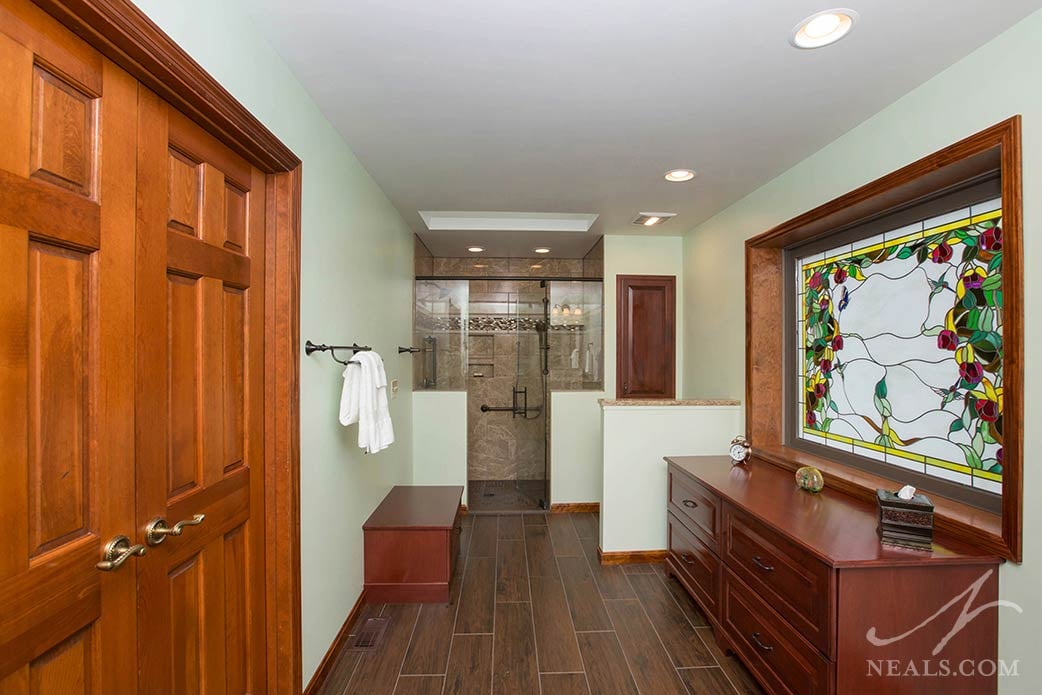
723 504 833 656
722 569 831 695
667 512 720 618
668 467 721 551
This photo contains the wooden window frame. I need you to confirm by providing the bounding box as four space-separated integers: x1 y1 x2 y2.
745 117 1022 562
34 0 305 690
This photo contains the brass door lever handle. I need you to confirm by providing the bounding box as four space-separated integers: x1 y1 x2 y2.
96 535 147 571
145 513 206 546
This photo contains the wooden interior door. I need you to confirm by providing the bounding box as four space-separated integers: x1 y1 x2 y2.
0 0 138 692
134 90 268 694
616 274 676 399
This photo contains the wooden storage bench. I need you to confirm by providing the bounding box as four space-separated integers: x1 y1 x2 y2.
363 485 464 603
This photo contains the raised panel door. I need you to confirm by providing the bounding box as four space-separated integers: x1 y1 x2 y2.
616 275 676 399
0 1 138 692
135 90 267 695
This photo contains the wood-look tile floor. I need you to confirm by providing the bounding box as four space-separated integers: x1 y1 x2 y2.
320 513 764 695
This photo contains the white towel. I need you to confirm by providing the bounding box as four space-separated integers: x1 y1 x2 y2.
570 348 580 369
339 351 395 454
583 343 593 374
339 359 361 427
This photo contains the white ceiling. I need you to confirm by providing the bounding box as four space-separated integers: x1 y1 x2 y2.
247 0 1040 258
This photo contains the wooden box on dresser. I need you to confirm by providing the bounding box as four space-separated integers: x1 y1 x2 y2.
665 456 1001 695
363 485 464 603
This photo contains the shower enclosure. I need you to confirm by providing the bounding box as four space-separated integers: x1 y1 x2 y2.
413 276 602 512
467 281 549 511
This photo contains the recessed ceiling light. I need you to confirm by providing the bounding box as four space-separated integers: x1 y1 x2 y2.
643 216 661 226
790 9 858 49
533 247 551 254
664 169 696 182
467 246 485 253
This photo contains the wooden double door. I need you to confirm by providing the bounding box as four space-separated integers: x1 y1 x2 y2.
0 1 268 692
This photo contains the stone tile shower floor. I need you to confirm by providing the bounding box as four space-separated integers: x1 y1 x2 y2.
468 479 546 512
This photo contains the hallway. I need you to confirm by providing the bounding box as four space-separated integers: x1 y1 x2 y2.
317 512 762 694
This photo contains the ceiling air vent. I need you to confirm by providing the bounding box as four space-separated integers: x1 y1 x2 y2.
632 212 677 227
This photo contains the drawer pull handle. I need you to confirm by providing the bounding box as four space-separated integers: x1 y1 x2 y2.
680 552 695 565
682 499 698 509
752 556 774 572
750 632 774 653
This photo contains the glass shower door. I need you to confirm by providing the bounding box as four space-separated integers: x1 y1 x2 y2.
513 282 550 509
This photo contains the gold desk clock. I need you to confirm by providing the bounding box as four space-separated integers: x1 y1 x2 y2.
729 435 751 466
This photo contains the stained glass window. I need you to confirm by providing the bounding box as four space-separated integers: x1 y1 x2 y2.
796 197 1004 496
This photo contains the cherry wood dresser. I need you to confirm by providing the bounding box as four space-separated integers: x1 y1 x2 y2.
363 485 464 602
665 456 1001 695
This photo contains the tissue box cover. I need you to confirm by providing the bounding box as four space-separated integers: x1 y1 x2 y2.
876 488 934 551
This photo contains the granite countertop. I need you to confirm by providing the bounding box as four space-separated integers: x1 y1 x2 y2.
599 398 741 407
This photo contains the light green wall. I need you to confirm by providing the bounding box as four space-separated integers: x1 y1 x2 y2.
550 391 606 503
538 234 687 508
682 11 1042 690
132 1 416 687
604 235 686 398
412 391 467 498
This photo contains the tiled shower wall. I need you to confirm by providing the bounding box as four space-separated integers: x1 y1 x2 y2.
430 257 584 278
548 281 603 391
413 279 467 390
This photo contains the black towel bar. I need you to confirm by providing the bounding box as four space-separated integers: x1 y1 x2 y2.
305 339 371 366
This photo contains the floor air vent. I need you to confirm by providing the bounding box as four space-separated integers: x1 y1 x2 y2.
348 617 389 651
